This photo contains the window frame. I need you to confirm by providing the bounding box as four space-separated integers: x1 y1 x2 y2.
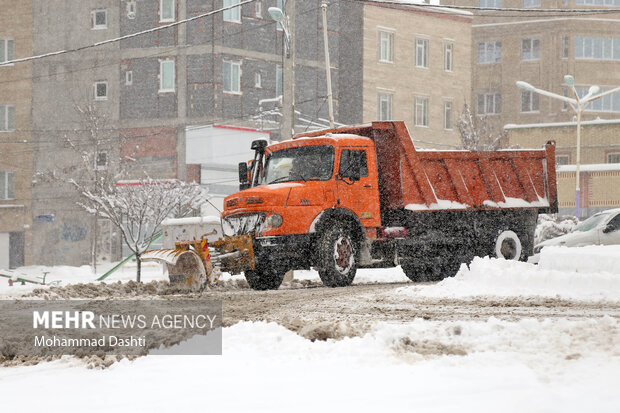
520 90 540 113
160 0 175 23
0 105 15 131
94 81 108 101
523 0 541 7
414 96 428 127
223 0 242 23
607 152 620 164
159 60 175 93
562 36 569 59
444 42 453 72
223 60 242 94
521 38 540 61
378 30 394 63
254 72 262 88
477 93 501 115
95 151 108 170
276 66 282 96
125 71 133 86
415 38 429 68
479 0 502 7
444 101 453 130
91 9 108 30
0 170 15 200
555 154 570 166
255 1 262 18
0 38 15 64
477 40 502 64
377 93 392 121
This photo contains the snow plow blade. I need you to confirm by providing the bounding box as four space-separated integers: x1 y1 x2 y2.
142 245 217 291
210 235 255 275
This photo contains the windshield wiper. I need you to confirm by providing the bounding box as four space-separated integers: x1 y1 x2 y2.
267 176 291 185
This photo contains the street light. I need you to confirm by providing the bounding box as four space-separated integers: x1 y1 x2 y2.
268 7 290 58
516 77 620 219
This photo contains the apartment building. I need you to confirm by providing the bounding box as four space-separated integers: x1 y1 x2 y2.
0 0 34 268
342 1 473 148
443 0 620 130
24 0 345 266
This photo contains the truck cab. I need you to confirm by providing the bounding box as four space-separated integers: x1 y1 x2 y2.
221 134 381 290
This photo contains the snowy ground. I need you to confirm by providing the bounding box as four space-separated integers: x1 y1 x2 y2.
0 246 619 412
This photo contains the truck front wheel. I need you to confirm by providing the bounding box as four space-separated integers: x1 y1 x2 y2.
494 230 522 260
317 225 358 287
244 262 286 290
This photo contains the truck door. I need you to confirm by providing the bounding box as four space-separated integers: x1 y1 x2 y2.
336 148 381 227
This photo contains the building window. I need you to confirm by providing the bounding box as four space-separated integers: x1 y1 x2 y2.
478 41 501 64
608 152 620 163
577 0 620 5
91 9 107 29
160 0 175 22
576 86 620 112
523 0 541 7
379 31 393 63
521 38 540 60
255 1 262 18
223 0 242 23
0 39 14 64
414 97 428 127
126 1 136 19
562 87 569 111
477 93 501 115
556 154 570 166
444 43 453 71
378 93 392 120
224 61 241 94
0 171 14 200
160 60 175 92
562 36 569 59
444 102 452 130
254 72 262 88
521 90 539 112
479 0 502 7
415 38 428 68
95 151 108 170
125 71 133 85
575 36 620 60
0 105 15 131
94 82 108 100
276 66 282 96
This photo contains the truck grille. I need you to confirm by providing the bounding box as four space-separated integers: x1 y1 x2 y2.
222 213 265 236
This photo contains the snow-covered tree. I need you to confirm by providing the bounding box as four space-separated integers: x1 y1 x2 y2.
457 103 508 151
80 179 207 282
534 214 578 245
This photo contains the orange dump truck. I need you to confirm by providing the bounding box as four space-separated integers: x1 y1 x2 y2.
219 121 557 290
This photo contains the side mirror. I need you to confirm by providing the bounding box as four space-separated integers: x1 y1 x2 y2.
603 224 615 234
238 162 250 190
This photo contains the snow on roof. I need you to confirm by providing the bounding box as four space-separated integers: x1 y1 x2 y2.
557 163 620 172
504 118 620 130
367 0 474 16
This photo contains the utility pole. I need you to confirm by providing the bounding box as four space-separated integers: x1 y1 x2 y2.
321 1 334 128
282 0 295 139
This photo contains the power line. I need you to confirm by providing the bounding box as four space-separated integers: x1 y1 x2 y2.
0 0 258 67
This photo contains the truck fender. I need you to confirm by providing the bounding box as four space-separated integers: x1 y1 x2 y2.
309 208 363 240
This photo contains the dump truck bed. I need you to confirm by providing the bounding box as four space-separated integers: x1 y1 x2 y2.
296 121 557 214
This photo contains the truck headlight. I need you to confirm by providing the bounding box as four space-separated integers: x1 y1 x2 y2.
265 213 283 229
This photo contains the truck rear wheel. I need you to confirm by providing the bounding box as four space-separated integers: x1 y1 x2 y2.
244 262 286 290
494 230 522 260
317 225 357 287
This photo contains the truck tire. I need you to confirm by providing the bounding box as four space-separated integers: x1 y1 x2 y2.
244 263 286 290
494 230 522 260
317 225 357 287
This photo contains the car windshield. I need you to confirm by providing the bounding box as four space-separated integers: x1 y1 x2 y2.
572 212 611 233
262 145 334 185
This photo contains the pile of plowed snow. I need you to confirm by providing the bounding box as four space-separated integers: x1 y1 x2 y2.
404 245 620 301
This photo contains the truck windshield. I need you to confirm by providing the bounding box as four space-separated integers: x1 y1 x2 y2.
263 145 334 185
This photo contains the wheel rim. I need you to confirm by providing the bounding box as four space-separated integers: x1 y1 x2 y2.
333 235 354 274
500 238 518 260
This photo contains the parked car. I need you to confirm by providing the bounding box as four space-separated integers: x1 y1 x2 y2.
529 208 620 263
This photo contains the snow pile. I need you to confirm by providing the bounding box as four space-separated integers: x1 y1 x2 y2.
1 319 618 412
534 214 578 244
405 248 620 301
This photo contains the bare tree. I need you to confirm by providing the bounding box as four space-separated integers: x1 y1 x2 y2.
457 103 509 151
80 179 207 282
34 102 127 270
